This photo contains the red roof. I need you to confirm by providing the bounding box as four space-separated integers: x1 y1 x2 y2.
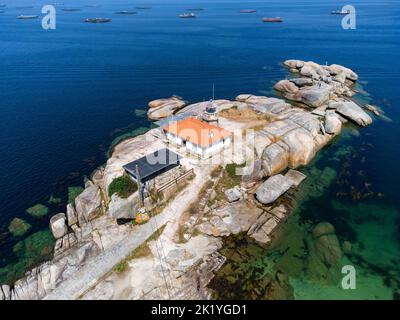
163 117 232 148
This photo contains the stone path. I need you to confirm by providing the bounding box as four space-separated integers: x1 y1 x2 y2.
43 165 211 300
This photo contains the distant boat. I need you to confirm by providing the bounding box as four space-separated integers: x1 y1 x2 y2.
17 15 39 19
62 8 80 12
262 17 283 22
239 10 257 13
179 13 196 18
331 10 351 15
115 11 137 15
84 18 112 23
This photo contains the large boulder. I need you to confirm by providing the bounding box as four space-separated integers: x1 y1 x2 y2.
289 77 313 87
255 174 293 204
300 83 331 107
274 80 299 94
75 185 102 226
147 97 187 120
283 59 304 69
324 112 342 134
335 101 373 127
282 127 316 167
49 213 67 239
261 142 290 176
328 64 358 81
312 222 342 267
66 203 77 226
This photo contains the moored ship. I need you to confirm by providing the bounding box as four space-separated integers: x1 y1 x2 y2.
17 15 39 19
262 17 283 22
84 18 112 23
179 12 196 18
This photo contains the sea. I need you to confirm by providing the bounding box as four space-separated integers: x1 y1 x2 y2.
0 0 399 299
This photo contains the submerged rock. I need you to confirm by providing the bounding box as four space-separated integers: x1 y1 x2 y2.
255 174 293 204
8 218 31 237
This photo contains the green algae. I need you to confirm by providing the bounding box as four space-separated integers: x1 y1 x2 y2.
68 186 84 203
0 230 54 285
8 218 31 237
26 204 49 218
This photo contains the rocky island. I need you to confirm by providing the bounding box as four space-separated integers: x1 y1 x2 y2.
0 60 379 300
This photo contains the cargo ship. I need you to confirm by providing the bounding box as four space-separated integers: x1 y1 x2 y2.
115 11 137 14
239 10 257 13
262 17 283 22
84 18 112 23
17 15 39 19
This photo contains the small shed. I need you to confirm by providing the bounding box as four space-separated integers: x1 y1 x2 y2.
123 148 181 184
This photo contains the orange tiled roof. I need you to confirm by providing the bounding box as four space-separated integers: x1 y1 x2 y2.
163 117 232 148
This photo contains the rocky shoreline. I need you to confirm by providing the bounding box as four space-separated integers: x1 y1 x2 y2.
0 59 380 300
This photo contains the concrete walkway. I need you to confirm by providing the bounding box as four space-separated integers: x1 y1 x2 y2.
43 165 211 300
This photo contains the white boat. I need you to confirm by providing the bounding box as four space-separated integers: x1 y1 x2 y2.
17 15 39 19
179 12 196 18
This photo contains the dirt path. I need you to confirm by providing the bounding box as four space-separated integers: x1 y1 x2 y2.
43 165 212 300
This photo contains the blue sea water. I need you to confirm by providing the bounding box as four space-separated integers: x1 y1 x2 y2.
0 0 399 297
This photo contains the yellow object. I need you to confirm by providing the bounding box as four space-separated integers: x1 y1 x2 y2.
135 212 150 224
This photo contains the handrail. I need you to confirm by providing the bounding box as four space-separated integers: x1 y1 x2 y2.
156 168 194 193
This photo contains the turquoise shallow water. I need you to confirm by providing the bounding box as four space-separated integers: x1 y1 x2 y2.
0 0 399 295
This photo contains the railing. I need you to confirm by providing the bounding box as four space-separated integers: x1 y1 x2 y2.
156 168 194 193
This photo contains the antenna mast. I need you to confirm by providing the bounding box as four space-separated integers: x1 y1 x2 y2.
212 83 215 100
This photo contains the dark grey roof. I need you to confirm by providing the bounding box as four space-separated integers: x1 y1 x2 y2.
123 148 180 181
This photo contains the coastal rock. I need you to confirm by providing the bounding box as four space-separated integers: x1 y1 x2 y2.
285 169 306 187
49 213 67 239
1 285 10 300
255 174 293 204
237 95 292 115
328 64 358 81
224 187 241 203
282 127 316 167
66 203 77 226
75 185 102 226
147 97 187 120
289 77 313 87
336 101 373 127
283 59 304 69
324 112 342 134
274 80 299 94
300 83 331 107
261 142 289 176
107 193 138 219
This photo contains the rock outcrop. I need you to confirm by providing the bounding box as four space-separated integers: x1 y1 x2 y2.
74 185 102 226
335 101 373 127
255 174 293 205
147 96 187 120
49 213 67 239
